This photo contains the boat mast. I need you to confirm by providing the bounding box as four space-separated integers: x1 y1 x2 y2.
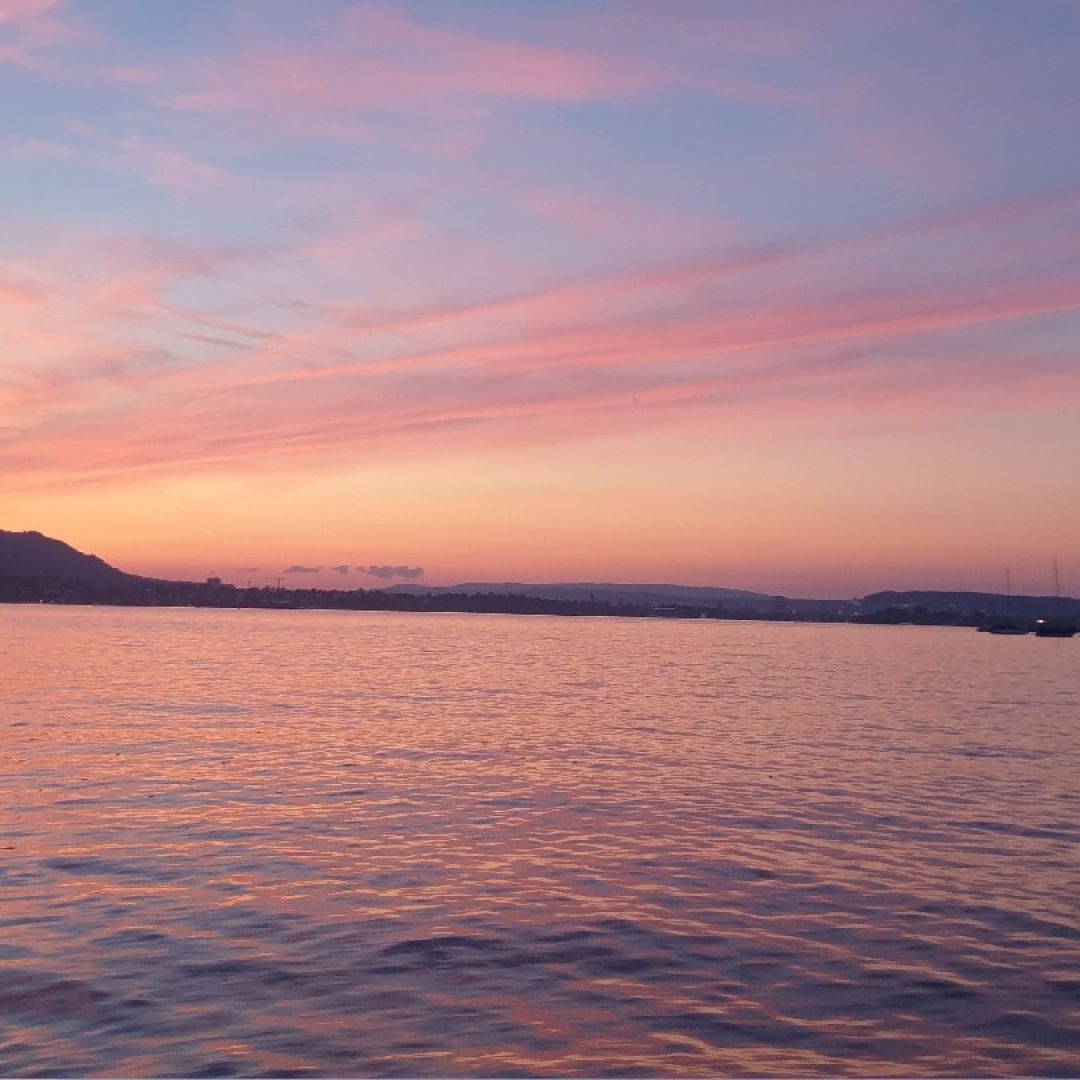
1053 557 1060 599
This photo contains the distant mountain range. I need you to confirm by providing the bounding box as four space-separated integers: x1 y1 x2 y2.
384 580 771 605
383 581 853 617
2 528 1078 622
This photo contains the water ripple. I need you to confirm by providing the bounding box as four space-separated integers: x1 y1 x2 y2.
0 607 1077 1076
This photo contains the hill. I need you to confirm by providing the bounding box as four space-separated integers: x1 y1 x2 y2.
0 530 139 585
383 580 775 605
383 581 855 618
860 590 1080 620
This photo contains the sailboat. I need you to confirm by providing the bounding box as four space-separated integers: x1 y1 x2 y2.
1034 559 1077 637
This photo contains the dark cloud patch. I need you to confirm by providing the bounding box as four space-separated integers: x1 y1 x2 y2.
362 565 396 579
283 564 322 574
233 566 261 572
330 564 350 575
361 564 424 580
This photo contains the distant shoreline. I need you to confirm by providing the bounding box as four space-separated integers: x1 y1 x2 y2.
0 583 821 623
1 589 1072 631
3 531 1078 629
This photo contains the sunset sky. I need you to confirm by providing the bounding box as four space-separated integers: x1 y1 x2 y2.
2 0 1079 597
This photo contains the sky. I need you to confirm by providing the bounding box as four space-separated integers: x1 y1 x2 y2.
2 0 1079 598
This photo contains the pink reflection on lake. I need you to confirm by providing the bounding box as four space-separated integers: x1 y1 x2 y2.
1 606 1078 1076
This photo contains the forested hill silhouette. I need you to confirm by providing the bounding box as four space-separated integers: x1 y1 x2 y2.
382 581 784 608
858 589 1080 621
0 529 142 585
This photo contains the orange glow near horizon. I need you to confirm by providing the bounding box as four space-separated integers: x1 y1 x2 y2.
8 410 1079 598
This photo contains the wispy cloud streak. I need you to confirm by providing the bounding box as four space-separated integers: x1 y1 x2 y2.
4 185 1079 489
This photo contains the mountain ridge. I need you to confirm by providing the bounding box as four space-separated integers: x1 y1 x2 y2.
382 580 861 616
383 580 786 604
2 529 1078 619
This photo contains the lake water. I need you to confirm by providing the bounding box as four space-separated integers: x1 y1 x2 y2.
1 605 1078 1077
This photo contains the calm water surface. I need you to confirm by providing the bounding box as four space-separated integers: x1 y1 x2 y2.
1 606 1078 1077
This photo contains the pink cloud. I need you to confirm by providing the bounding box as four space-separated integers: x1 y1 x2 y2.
154 4 697 155
0 0 93 69
3 183 1078 491
0 0 60 24
4 135 76 159
7 284 1078 491
106 140 237 195
53 121 245 195
0 233 282 431
8 324 1079 495
174 6 665 114
0 273 42 308
269 186 1080 381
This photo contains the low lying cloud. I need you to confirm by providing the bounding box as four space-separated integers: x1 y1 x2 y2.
233 566 261 572
361 564 425 580
274 562 422 579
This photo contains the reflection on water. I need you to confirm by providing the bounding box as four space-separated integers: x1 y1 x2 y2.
1 606 1078 1076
